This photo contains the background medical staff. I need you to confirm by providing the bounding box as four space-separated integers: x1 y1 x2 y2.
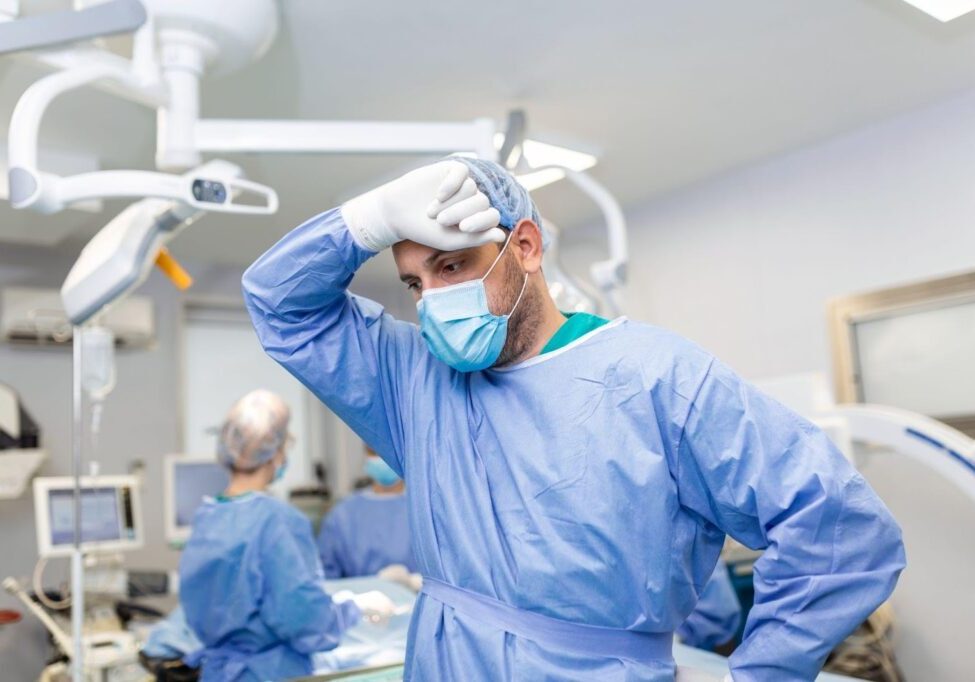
318 446 417 578
677 560 742 652
179 390 387 682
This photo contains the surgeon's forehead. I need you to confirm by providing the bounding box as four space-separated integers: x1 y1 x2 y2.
392 241 491 278
392 241 440 276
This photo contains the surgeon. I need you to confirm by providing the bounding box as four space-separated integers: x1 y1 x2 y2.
242 159 905 681
317 446 418 579
179 389 393 682
677 560 742 652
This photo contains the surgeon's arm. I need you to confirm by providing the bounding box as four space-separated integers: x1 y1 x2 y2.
242 208 422 470
259 516 360 653
675 359 905 682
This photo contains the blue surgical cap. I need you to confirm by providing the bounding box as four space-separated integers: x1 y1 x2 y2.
450 157 549 249
217 389 290 472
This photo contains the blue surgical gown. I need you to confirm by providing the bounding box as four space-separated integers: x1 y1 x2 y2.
318 490 417 578
242 208 905 681
179 493 359 682
677 560 742 650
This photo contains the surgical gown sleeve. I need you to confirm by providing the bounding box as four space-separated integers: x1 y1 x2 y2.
674 358 905 682
242 208 426 472
676 560 741 650
259 514 360 653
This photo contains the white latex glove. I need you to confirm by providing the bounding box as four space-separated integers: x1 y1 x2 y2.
674 667 727 682
341 160 506 252
377 563 424 593
333 589 398 624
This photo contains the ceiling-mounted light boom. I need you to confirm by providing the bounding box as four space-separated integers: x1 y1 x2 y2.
0 0 147 55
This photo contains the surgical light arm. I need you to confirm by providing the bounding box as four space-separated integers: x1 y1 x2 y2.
7 65 276 215
531 166 629 317
195 118 498 159
60 159 255 326
4 1 498 216
563 168 628 317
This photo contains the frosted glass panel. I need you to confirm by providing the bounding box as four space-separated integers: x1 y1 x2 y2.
183 313 313 491
854 300 975 417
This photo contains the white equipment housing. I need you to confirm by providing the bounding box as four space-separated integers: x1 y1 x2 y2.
0 287 154 347
33 475 144 558
58 159 263 325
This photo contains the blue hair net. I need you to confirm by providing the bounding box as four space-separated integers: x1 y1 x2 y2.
217 389 290 472
450 157 549 249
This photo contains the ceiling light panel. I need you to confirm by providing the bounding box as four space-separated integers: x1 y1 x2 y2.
902 0 975 21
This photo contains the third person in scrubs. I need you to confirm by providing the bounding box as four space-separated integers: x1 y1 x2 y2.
317 446 417 579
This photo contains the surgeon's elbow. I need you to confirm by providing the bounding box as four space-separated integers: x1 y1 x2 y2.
878 505 907 579
241 261 261 304
859 489 907 604
241 261 277 323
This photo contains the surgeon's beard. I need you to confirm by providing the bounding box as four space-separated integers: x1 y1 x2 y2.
491 246 543 368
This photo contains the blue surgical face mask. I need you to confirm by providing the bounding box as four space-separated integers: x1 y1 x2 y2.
272 460 288 483
365 456 401 487
417 234 528 372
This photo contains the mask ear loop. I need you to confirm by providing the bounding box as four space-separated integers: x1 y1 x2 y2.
484 230 528 318
505 272 529 319
481 230 514 282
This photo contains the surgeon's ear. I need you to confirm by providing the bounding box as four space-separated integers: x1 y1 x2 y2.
511 219 544 275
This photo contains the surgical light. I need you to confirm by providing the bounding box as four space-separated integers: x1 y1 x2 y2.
459 135 599 191
901 0 975 21
500 135 598 191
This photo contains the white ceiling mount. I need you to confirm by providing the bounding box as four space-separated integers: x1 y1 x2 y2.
901 0 975 21
139 0 279 77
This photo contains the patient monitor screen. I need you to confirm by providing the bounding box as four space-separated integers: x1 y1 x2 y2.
173 461 229 528
48 486 132 547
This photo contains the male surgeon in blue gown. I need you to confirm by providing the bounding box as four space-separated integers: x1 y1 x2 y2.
242 158 905 681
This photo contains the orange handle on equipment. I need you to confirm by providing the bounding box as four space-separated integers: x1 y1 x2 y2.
155 247 193 290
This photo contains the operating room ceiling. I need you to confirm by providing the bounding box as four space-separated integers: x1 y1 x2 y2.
5 0 975 270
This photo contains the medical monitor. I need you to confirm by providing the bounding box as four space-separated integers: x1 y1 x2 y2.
164 454 229 544
33 475 143 558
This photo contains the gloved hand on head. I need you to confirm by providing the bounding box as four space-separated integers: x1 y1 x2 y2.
341 160 507 252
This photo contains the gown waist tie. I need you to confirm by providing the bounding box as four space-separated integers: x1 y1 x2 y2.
421 578 674 667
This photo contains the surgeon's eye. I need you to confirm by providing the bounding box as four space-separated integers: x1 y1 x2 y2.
442 261 463 276
405 281 421 293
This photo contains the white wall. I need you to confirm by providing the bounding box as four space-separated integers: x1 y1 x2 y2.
565 88 975 382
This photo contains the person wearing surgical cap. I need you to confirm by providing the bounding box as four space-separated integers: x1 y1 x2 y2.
179 390 385 682
317 445 418 580
242 159 904 681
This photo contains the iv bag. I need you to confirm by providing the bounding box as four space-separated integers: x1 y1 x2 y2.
81 326 116 401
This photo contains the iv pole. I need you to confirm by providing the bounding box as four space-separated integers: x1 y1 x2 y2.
71 327 84 682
